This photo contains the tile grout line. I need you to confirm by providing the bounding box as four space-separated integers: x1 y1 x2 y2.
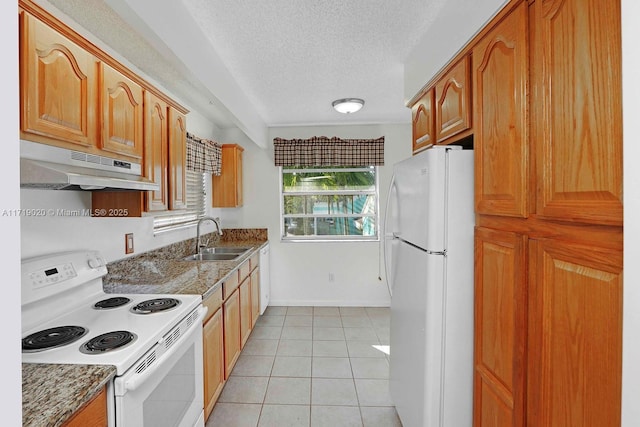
214 306 394 426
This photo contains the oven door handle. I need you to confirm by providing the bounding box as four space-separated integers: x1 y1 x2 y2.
123 305 208 393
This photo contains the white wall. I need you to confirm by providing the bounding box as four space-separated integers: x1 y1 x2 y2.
1 0 21 424
222 124 411 306
621 0 640 424
19 109 228 263
404 0 508 101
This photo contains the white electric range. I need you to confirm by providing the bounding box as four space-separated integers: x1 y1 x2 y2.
21 250 207 427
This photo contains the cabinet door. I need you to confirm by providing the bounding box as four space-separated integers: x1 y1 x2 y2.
250 268 260 329
212 144 244 207
99 63 143 160
411 88 435 153
473 2 529 218
239 277 252 348
527 239 622 427
20 11 98 148
168 107 187 210
144 92 168 212
223 288 241 379
532 0 622 226
474 227 527 427
435 56 471 143
203 308 224 421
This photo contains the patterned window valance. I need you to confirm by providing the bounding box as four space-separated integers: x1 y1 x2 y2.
273 136 384 167
186 132 222 175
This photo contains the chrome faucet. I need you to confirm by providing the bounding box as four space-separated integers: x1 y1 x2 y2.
196 216 223 254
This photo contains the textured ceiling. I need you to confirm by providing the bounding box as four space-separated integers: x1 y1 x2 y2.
179 0 446 126
42 0 446 138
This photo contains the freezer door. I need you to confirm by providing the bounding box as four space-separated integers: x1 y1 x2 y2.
389 241 445 427
392 147 448 251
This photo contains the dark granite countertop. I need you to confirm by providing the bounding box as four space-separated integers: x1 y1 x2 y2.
22 363 116 427
22 229 268 426
102 237 268 300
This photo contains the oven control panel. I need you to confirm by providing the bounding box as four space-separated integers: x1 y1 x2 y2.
28 262 78 288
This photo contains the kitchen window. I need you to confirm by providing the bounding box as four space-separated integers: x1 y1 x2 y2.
154 133 220 233
153 170 207 232
280 166 379 241
274 136 384 242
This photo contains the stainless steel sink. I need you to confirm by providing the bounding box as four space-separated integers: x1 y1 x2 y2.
182 247 252 261
201 247 252 254
183 253 241 261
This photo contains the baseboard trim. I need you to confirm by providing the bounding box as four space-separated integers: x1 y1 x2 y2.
267 299 390 308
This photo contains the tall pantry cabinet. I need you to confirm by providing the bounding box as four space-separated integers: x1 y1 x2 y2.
471 0 623 426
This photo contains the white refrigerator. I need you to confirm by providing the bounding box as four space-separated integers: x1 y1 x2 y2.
384 145 474 427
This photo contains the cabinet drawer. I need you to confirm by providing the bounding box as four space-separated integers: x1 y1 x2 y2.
202 286 222 324
222 271 239 300
249 253 259 271
239 259 251 282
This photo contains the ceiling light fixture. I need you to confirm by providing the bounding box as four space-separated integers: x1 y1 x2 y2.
332 98 365 114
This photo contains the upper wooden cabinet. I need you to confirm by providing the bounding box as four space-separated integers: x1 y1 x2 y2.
99 63 144 160
435 56 472 143
411 88 435 153
144 92 169 212
21 0 191 216
213 144 244 208
168 108 187 211
410 56 471 153
473 1 529 218
20 10 98 149
532 0 622 226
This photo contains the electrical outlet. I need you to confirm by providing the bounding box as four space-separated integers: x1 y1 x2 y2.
328 273 335 282
125 233 134 254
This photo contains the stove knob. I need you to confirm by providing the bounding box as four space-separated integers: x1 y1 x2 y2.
88 258 102 269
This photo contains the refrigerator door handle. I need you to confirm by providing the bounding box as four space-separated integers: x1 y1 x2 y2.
426 249 446 256
383 173 397 296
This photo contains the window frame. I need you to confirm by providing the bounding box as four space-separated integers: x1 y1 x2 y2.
279 165 380 242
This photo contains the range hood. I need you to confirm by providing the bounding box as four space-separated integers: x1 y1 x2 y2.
20 140 159 191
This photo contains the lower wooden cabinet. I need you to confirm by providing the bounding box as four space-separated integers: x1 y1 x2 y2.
202 286 224 420
527 238 622 426
223 288 241 379
203 308 224 420
473 227 527 427
250 268 260 329
239 277 252 348
62 386 107 427
206 249 262 419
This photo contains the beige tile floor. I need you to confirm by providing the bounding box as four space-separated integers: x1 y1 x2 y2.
206 306 402 427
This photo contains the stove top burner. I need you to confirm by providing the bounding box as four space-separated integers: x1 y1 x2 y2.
22 326 88 353
80 330 137 354
93 296 131 309
131 298 181 314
